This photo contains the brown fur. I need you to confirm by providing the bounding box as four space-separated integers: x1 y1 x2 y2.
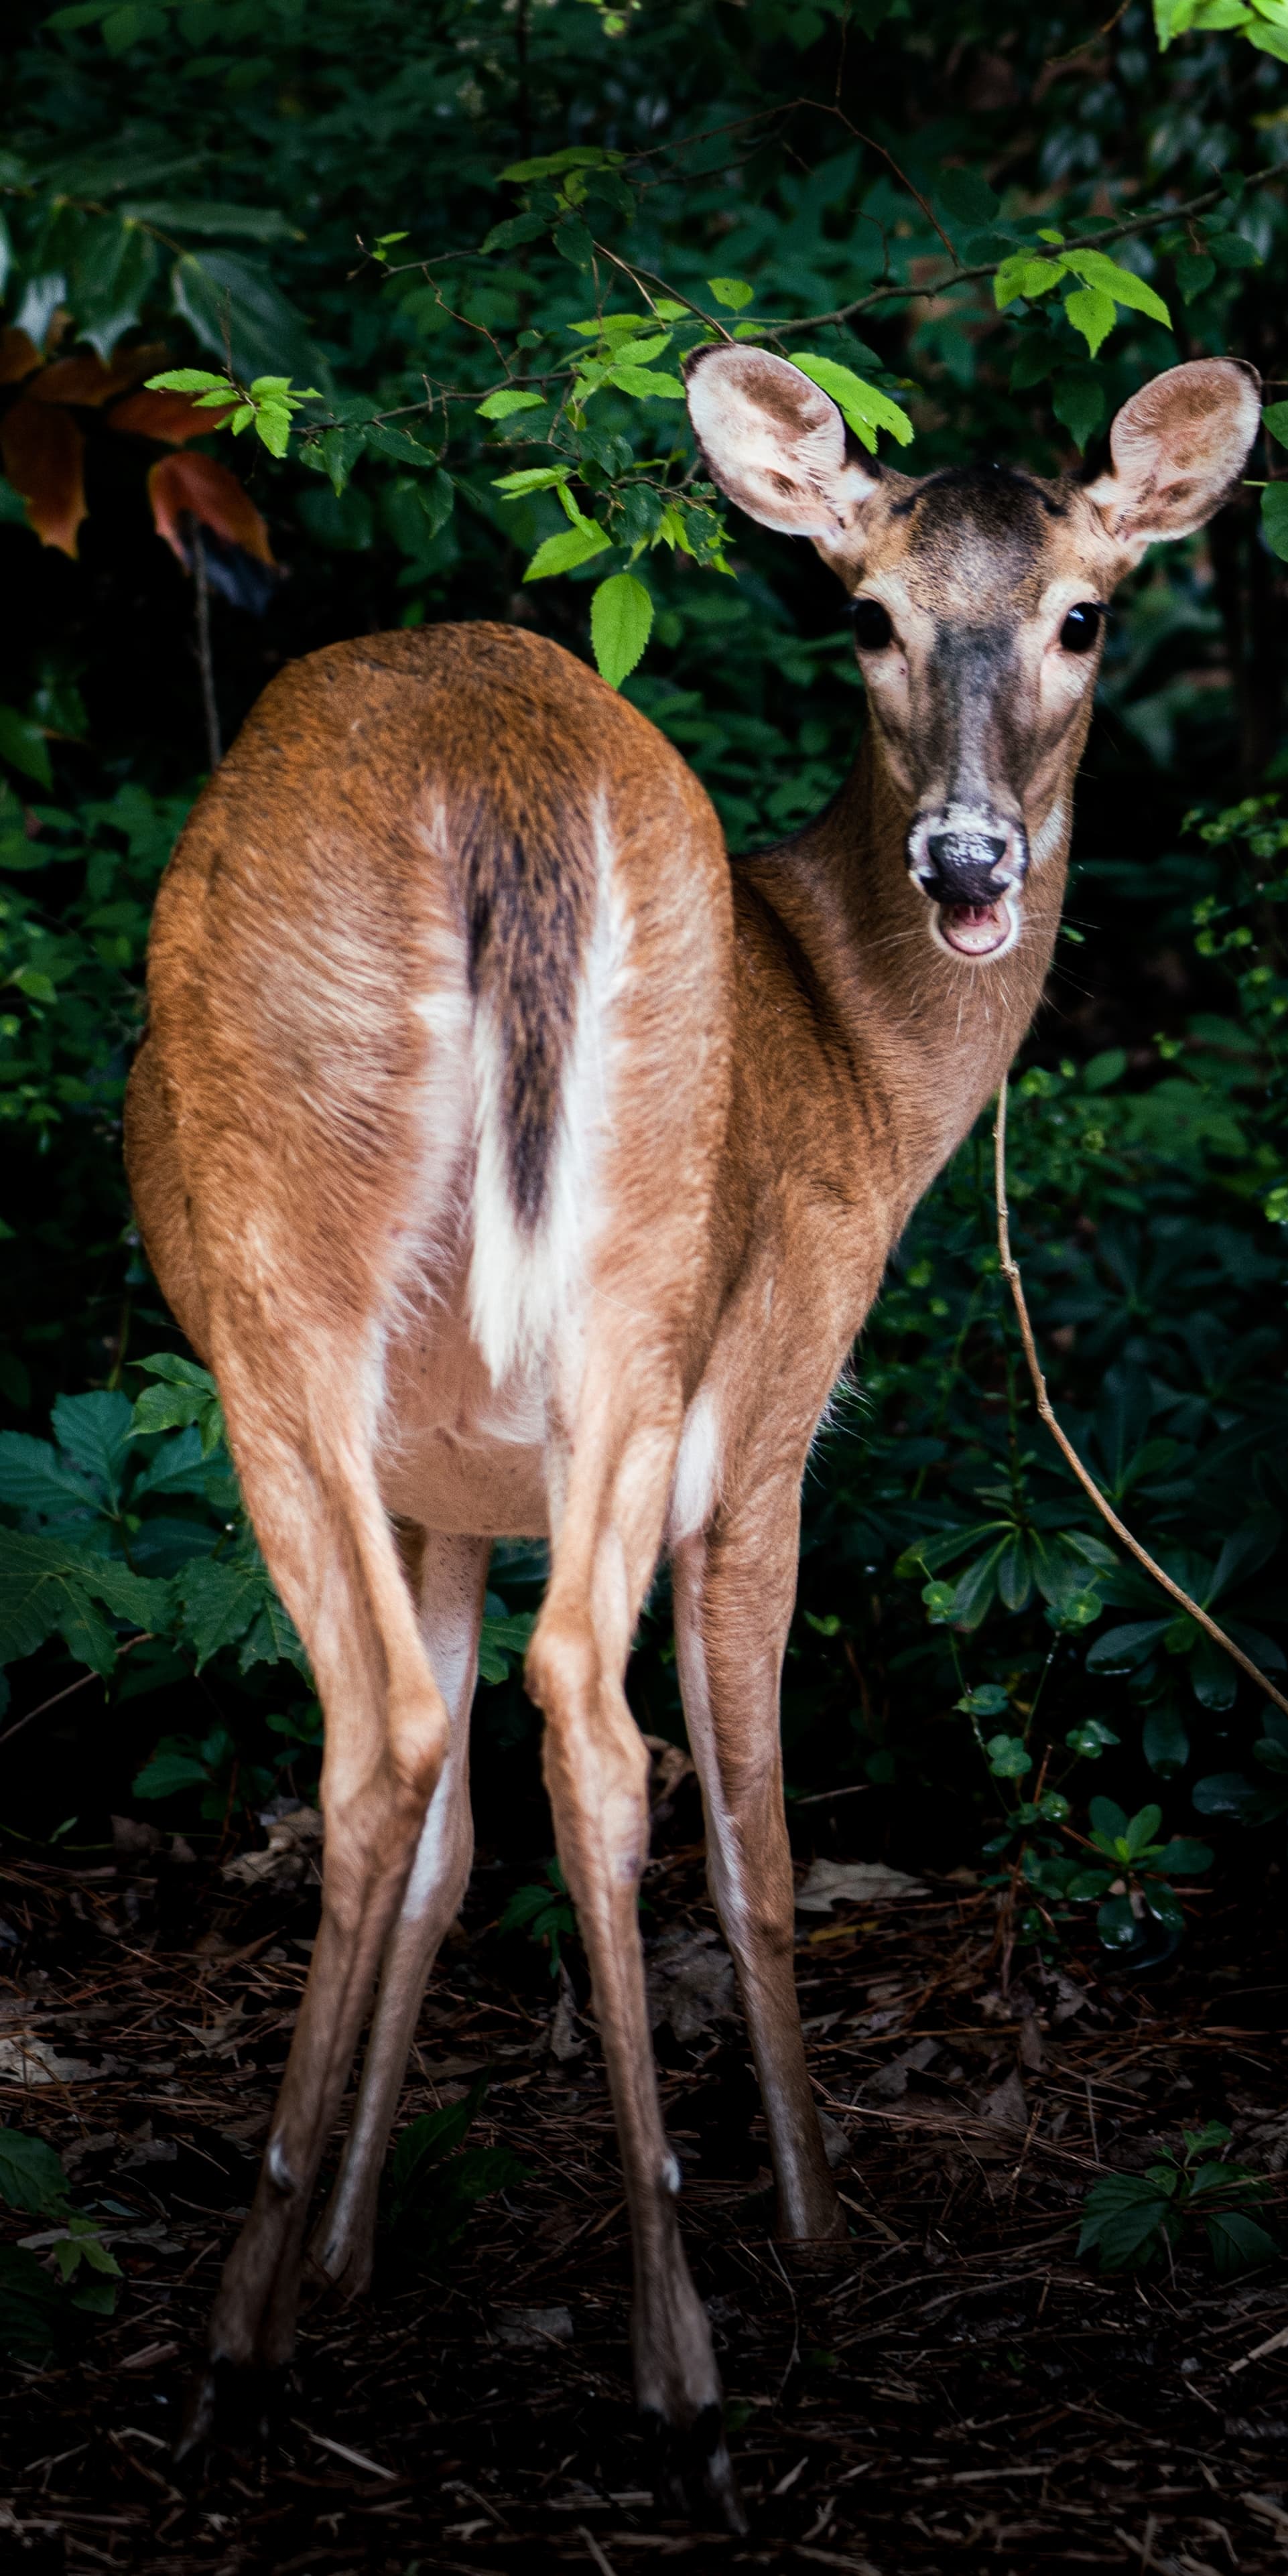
127 355 1259 2526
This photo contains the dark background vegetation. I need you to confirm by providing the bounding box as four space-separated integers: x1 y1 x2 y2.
1 0 1287 1973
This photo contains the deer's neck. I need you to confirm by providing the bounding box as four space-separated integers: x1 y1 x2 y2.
740 730 1070 1232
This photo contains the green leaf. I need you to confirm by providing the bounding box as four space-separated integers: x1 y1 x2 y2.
523 522 611 582
1087 1619 1169 1673
708 277 754 309
491 466 571 495
1066 1718 1120 1758
0 2130 71 2218
1097 1893 1140 1950
789 354 913 452
131 1354 224 1455
132 1741 212 1799
144 366 231 395
936 167 1000 228
1064 286 1118 358
1123 1802 1163 1857
499 147 624 182
994 255 1065 309
51 1390 134 1511
476 387 547 420
1052 366 1107 452
174 1548 277 1670
0 1531 166 1676
121 200 298 243
0 2245 69 2357
985 1732 1032 1779
1089 1794 1130 1840
170 249 326 392
1176 250 1216 301
1059 249 1171 329
590 573 653 687
1206 2210 1279 2275
1261 485 1288 563
0 1432 100 1523
0 707 52 789
602 364 685 401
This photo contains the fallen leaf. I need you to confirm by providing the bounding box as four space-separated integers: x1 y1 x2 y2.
493 2304 573 2348
795 1859 925 1912
978 2067 1029 2132
0 2034 96 2084
645 1927 736 2042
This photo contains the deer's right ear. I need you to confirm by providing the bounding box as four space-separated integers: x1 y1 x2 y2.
685 346 880 543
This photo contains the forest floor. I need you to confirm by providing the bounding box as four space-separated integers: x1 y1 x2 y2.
3 1776 1288 2576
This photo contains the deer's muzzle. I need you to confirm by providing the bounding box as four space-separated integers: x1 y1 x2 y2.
905 808 1028 963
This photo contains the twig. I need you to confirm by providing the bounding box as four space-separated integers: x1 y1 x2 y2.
190 521 222 770
0 1634 154 1753
994 1075 1288 1722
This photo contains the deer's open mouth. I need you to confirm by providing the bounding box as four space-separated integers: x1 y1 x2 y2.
932 893 1018 961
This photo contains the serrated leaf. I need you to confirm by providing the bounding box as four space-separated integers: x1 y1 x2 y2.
476 387 547 420
1261 484 1288 561
1060 249 1171 328
492 466 571 495
0 2129 71 2218
708 277 754 309
0 1530 167 1674
590 573 653 687
0 1432 101 1522
523 521 611 582
1064 285 1118 357
994 254 1065 308
789 353 913 452
51 1391 135 1511
174 1550 273 1670
603 364 685 401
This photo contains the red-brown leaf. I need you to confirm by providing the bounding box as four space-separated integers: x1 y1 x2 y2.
0 329 42 388
0 398 88 556
147 450 276 568
30 343 168 407
110 387 237 444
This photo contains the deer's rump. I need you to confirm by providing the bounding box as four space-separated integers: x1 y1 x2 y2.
126 622 734 1536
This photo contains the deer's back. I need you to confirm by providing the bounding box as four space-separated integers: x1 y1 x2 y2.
129 624 734 1463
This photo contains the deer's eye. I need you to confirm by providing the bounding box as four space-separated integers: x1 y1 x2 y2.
849 598 894 651
1059 602 1104 655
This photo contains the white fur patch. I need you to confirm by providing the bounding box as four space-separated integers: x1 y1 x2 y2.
1030 798 1068 867
466 797 631 1384
666 1389 722 1547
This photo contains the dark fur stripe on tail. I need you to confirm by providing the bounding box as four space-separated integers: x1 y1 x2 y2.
459 789 593 1231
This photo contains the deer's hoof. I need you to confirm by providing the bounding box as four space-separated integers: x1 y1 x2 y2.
643 2400 749 2536
174 2356 283 2465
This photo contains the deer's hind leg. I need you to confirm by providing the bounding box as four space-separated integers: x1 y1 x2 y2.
525 1330 745 2534
182 1330 452 2428
308 1526 489 2298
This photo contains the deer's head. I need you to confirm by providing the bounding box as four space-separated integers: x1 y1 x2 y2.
687 349 1259 964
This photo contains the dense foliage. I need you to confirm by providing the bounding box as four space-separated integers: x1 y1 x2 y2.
1 0 1287 1966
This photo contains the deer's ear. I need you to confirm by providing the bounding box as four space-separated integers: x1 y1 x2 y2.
685 345 880 542
1086 358 1261 552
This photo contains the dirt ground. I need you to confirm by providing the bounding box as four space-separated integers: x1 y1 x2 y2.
3 1783 1288 2576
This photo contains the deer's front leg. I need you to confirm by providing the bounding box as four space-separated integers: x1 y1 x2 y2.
672 1491 845 2244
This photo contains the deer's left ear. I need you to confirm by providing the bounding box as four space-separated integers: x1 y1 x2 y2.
685 345 881 545
1086 357 1261 553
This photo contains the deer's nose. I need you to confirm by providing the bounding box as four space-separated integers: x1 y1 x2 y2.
924 831 1009 902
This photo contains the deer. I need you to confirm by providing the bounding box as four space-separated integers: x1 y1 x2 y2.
125 348 1259 2526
